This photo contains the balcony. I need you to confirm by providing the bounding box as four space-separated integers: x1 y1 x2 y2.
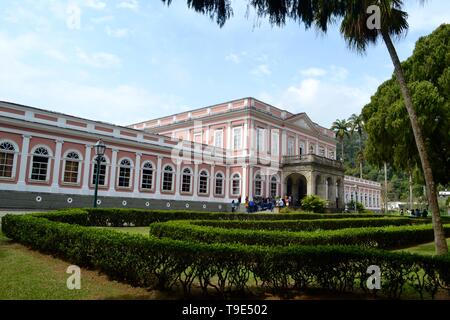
282 154 344 170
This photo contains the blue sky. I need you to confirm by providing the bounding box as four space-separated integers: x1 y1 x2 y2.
0 0 448 128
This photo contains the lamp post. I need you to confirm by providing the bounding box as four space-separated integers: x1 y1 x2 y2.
93 140 106 208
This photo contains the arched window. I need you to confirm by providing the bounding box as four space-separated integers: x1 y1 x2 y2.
92 156 107 186
215 172 224 196
31 147 51 181
118 159 132 188
63 151 81 184
181 168 193 193
162 165 174 192
254 174 262 197
270 176 278 198
231 173 241 196
141 162 154 190
198 170 209 195
0 141 16 178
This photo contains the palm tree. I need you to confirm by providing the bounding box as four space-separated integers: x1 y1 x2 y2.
331 119 350 162
162 0 448 255
349 113 365 179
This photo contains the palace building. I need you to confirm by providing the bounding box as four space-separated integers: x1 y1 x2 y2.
0 97 381 211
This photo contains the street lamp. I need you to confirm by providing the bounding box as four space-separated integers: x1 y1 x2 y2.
93 140 106 208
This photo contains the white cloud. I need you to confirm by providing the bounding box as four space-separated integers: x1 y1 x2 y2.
251 64 271 76
106 27 130 38
66 3 82 30
117 0 140 11
407 1 450 32
225 53 241 64
300 67 327 78
76 48 121 68
0 31 183 126
85 0 106 10
260 70 380 128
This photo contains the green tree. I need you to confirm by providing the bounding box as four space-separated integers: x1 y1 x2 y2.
161 1 448 254
331 119 350 161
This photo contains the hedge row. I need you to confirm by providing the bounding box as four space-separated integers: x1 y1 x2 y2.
192 217 422 232
149 220 450 249
34 208 390 227
2 213 450 299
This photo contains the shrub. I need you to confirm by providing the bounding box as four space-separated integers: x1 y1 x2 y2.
301 195 327 213
2 212 450 299
38 208 389 227
149 220 450 249
193 217 422 232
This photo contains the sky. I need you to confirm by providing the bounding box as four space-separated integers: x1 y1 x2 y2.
0 0 449 128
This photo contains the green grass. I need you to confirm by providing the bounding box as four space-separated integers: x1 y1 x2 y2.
395 238 450 256
0 231 160 300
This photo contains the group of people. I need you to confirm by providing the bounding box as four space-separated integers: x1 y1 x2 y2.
231 195 294 213
400 208 429 218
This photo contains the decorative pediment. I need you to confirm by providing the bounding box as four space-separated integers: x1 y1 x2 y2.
285 113 319 134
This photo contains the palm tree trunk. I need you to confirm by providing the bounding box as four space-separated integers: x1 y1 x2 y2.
359 134 363 179
341 138 344 161
382 30 448 255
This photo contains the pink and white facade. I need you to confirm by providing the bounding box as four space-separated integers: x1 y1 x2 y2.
0 98 381 211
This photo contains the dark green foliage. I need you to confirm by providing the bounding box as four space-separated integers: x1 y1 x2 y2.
149 220 450 249
2 211 450 299
193 217 420 232
301 195 327 213
39 208 388 227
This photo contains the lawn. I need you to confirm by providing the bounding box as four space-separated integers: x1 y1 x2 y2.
395 238 450 256
0 231 168 300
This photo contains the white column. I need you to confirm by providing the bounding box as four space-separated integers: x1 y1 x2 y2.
133 152 141 194
243 120 248 157
155 156 162 196
281 129 287 156
17 135 31 187
82 144 92 192
175 160 181 199
206 127 210 145
109 148 118 193
306 140 310 154
225 166 230 200
52 140 64 189
248 166 253 200
226 121 232 151
241 165 247 203
209 165 215 200
193 163 199 197
295 135 299 156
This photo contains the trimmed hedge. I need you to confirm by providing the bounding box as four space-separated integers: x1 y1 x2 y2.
36 208 390 227
192 217 423 232
2 212 450 299
149 220 450 249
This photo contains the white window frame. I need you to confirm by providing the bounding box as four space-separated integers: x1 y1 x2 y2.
214 171 225 196
29 145 53 183
0 140 19 180
141 161 155 191
287 138 295 156
62 150 83 185
271 130 279 156
181 167 193 194
162 164 175 192
257 127 266 153
231 173 241 196
214 129 224 148
193 133 202 144
232 127 242 150
198 169 210 195
117 158 134 189
91 155 110 187
254 173 263 197
270 176 279 198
